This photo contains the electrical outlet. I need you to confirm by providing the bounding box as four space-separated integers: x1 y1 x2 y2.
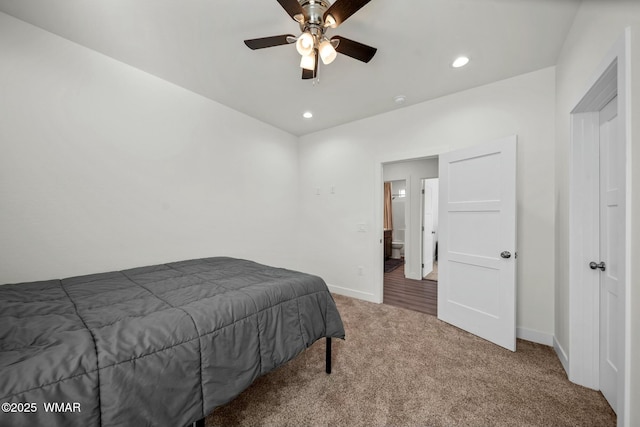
358 266 364 276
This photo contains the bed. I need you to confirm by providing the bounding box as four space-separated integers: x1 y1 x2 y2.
0 257 345 427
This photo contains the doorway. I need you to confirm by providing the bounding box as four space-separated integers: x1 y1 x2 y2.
376 136 518 352
381 159 438 316
568 32 629 422
571 73 624 415
383 179 406 275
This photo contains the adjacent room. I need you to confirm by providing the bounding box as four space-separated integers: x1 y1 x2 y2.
382 158 439 316
1 1 639 426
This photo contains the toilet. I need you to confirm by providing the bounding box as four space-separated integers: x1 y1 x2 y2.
391 229 404 259
391 241 404 259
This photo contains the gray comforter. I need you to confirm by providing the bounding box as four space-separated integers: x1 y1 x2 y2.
0 257 345 427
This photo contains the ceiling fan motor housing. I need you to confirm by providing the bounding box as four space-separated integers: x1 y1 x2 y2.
298 0 332 29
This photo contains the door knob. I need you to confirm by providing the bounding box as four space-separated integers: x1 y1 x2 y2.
500 251 511 259
589 261 606 271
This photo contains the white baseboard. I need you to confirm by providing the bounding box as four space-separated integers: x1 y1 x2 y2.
516 327 554 346
326 284 380 303
553 336 570 376
329 289 562 355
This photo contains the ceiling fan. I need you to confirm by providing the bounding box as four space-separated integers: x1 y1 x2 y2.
244 0 377 80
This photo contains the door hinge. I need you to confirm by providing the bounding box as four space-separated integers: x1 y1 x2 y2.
422 263 424 268
422 189 425 194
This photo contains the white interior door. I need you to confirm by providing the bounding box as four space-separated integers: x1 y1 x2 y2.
422 181 435 277
438 136 517 351
598 96 620 412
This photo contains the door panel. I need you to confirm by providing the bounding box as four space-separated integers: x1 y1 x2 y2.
438 136 517 351
599 96 619 411
448 153 501 202
448 261 500 317
449 211 501 257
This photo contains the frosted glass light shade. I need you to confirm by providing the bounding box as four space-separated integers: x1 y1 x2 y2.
296 32 314 56
319 39 337 65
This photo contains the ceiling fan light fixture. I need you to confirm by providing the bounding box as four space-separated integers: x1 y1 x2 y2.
243 0 378 80
300 51 316 70
296 32 314 56
319 39 337 65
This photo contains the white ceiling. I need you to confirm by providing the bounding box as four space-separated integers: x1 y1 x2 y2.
0 0 581 136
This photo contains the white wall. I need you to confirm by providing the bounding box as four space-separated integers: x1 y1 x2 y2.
0 12 300 284
298 67 556 343
383 158 439 279
554 1 640 424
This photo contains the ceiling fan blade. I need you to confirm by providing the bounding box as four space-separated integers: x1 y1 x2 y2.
302 51 319 79
244 34 296 50
277 0 307 22
301 68 314 79
331 36 377 63
323 0 371 27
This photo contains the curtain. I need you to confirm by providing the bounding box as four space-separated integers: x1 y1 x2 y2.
384 182 393 230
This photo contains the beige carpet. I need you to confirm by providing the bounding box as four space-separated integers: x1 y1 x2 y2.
206 294 615 427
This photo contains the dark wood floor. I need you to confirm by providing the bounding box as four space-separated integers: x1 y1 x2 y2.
383 260 437 316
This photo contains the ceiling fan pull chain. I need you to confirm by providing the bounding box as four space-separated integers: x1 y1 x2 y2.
313 52 320 85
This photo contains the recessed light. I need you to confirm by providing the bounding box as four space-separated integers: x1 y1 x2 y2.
452 56 470 68
303 111 313 119
393 95 406 105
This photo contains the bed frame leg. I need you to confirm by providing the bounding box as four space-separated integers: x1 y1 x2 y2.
193 418 205 427
325 337 332 374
